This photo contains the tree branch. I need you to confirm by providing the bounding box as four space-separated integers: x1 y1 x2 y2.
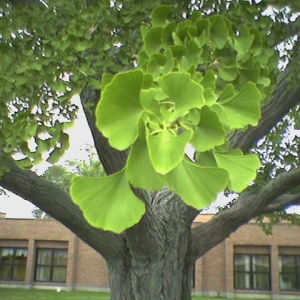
0 152 125 262
189 167 300 260
80 87 129 176
262 193 300 213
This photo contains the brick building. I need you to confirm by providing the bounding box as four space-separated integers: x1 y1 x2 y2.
0 212 300 299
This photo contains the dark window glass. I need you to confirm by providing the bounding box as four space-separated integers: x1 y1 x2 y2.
234 254 270 290
0 248 27 281
279 255 300 291
35 249 67 283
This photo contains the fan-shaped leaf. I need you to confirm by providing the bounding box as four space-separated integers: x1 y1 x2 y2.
96 70 144 150
161 159 229 209
71 170 146 234
192 106 226 152
217 82 261 128
147 128 193 174
127 129 164 190
158 72 204 122
214 149 261 192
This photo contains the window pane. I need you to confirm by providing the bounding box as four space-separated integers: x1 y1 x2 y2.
235 272 251 289
235 255 250 272
53 250 67 266
53 267 67 282
13 265 26 281
252 255 269 272
280 256 296 273
0 265 11 280
37 250 52 265
296 256 300 268
36 266 51 281
0 249 14 264
253 273 270 290
280 274 297 290
14 249 27 265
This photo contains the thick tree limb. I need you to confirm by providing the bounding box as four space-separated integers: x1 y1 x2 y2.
80 87 129 176
189 167 300 260
0 152 125 262
262 193 300 213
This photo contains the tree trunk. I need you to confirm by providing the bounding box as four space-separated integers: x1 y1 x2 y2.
108 256 193 300
108 231 194 300
107 189 195 300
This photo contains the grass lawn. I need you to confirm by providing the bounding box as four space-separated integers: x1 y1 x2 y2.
0 288 110 300
0 288 249 300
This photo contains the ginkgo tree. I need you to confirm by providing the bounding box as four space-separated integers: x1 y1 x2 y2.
72 6 275 233
1 1 300 300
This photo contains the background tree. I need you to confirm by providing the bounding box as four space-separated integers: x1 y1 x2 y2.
1 1 300 299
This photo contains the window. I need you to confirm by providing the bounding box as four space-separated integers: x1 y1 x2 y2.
279 255 300 291
234 254 270 290
35 249 68 283
0 248 27 281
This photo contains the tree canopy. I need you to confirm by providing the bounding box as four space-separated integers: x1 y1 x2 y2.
1 1 300 299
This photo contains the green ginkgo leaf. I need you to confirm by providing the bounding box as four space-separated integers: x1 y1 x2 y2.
151 5 172 27
127 128 164 190
71 170 146 234
218 66 238 81
192 106 226 152
217 84 235 104
96 70 144 150
196 151 217 167
214 149 261 192
232 34 255 55
147 50 174 80
249 28 263 53
210 15 229 49
101 73 114 90
144 27 164 57
203 89 216 106
140 88 162 120
179 41 202 71
158 72 204 122
216 82 261 128
147 128 193 174
161 158 229 209
200 70 216 91
195 19 210 47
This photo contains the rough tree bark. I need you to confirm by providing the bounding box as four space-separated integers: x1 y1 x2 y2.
1 64 300 299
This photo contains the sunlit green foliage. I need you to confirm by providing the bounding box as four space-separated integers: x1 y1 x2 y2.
71 5 279 233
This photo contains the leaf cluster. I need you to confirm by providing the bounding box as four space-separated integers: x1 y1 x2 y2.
71 6 280 233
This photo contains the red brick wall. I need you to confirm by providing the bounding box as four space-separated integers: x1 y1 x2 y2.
193 219 300 297
1 216 300 298
74 239 109 288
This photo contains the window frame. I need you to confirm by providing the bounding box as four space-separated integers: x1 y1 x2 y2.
234 253 271 291
279 255 300 291
0 247 28 281
34 248 68 283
